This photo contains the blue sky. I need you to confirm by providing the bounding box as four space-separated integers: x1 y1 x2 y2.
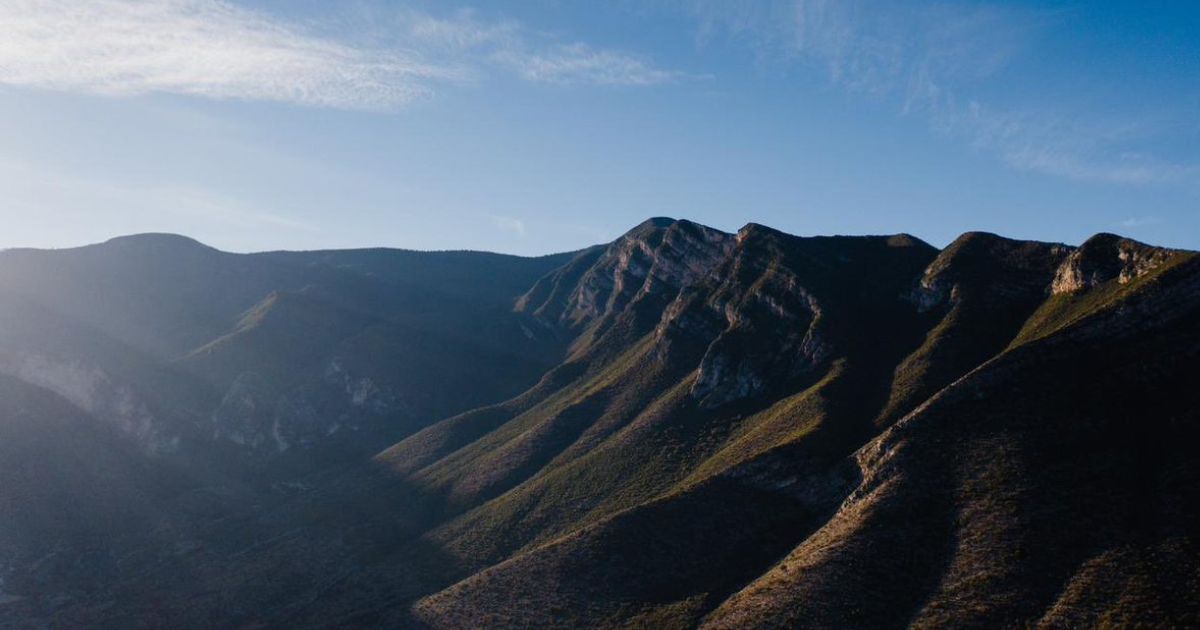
1 1 1197 255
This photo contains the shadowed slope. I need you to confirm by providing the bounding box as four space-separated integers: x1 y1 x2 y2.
877 232 1071 426
702 251 1200 629
402 226 1199 629
0 376 187 601
0 235 576 464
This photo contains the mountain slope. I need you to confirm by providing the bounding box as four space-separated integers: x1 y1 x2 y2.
403 222 1199 629
0 236 574 464
396 224 939 575
0 235 581 626
705 249 1200 629
0 375 187 605
2 220 1197 628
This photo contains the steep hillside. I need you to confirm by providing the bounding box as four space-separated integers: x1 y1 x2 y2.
878 231 1071 426
404 221 1199 628
389 223 939 576
705 250 1200 629
0 236 578 627
0 299 214 454
180 289 557 457
0 376 187 604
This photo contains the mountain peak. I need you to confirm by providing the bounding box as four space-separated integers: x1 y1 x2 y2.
619 217 680 239
1078 231 1126 248
1051 232 1176 294
946 230 1007 247
101 233 216 252
886 233 928 248
911 231 1070 312
641 216 678 229
936 232 1070 266
517 217 734 334
735 221 778 238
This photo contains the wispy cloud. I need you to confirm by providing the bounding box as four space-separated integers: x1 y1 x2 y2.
392 7 689 87
487 214 527 237
1118 216 1162 229
497 44 681 86
0 1 680 110
681 0 1199 186
0 0 455 109
942 100 1200 186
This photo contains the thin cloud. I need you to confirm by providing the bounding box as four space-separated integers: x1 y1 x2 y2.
498 44 683 86
0 0 457 110
487 214 527 237
0 1 681 111
1118 216 1162 229
999 145 1200 186
394 8 687 87
681 0 1199 186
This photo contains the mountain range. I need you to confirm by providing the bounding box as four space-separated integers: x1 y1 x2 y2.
0 219 1196 628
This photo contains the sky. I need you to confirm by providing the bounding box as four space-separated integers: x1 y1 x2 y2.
1 0 1197 255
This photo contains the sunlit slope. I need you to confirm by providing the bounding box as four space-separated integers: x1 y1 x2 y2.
401 221 1198 628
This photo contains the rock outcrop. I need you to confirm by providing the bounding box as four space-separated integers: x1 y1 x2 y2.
1051 233 1175 294
518 218 735 332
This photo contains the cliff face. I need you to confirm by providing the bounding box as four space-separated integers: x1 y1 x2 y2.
1051 233 1175 294
678 226 936 409
518 219 736 340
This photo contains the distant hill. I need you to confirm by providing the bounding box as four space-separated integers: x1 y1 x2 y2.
0 236 573 470
1 221 1197 628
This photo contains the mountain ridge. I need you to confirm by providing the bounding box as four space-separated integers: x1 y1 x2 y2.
1 218 1196 628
